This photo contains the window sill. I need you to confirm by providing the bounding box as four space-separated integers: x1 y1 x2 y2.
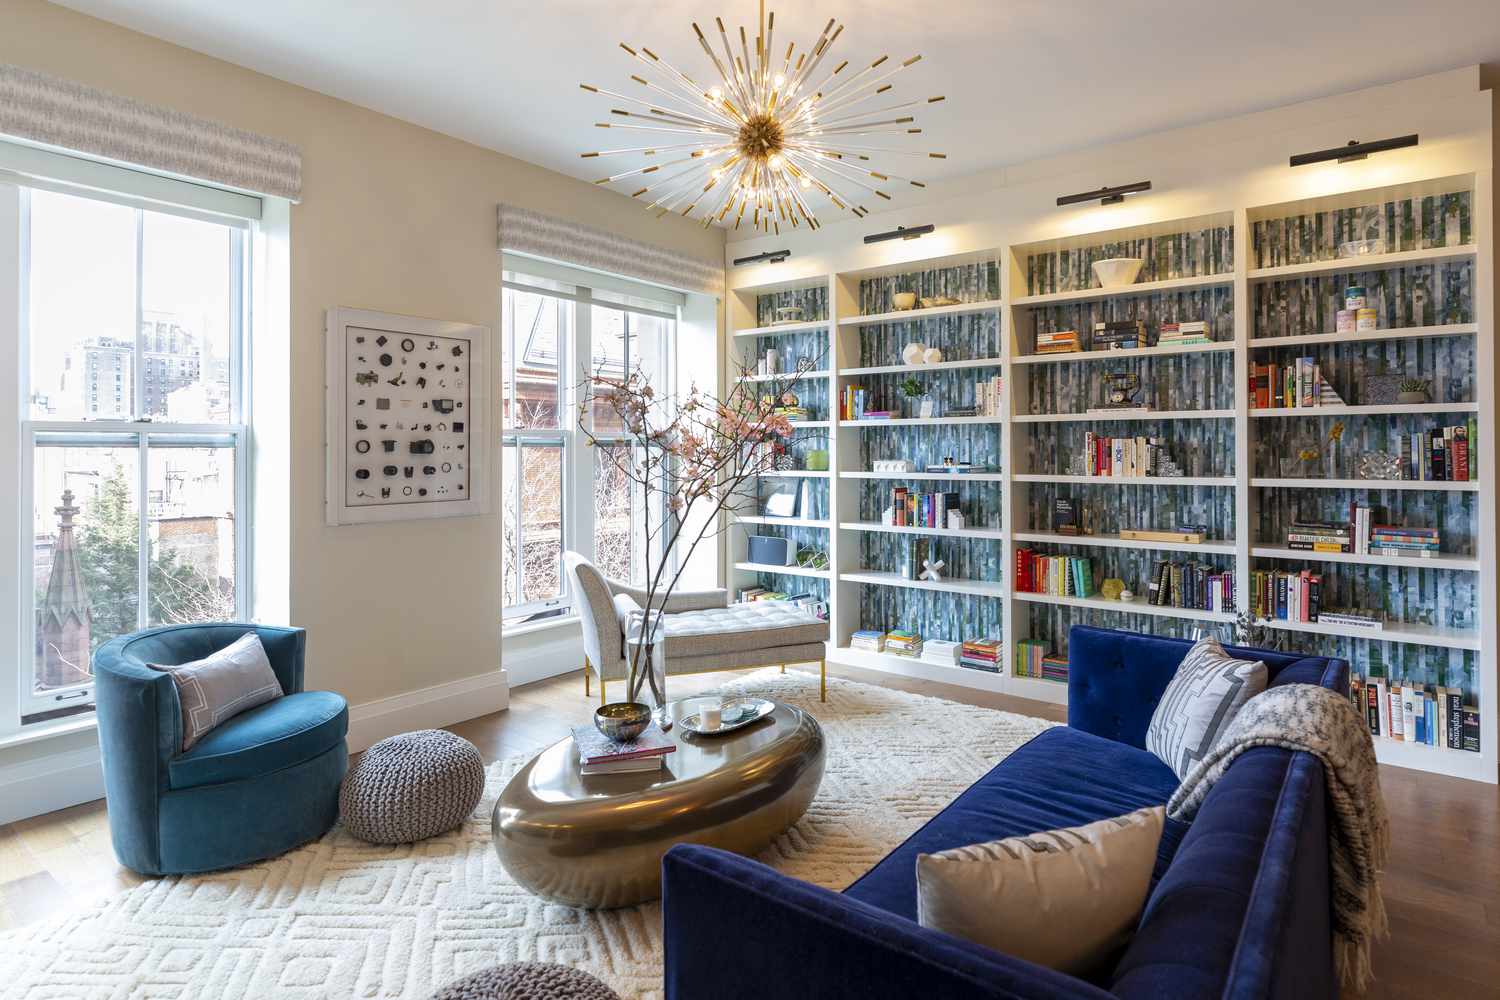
0 713 98 751
502 615 580 640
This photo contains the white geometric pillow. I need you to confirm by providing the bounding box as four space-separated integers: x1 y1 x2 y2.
150 632 284 751
1146 637 1267 780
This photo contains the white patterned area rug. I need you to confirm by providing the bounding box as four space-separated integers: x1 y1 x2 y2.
0 669 1055 1000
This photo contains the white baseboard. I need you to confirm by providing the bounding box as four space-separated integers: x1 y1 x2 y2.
0 745 104 826
0 669 511 824
502 618 584 687
346 669 510 753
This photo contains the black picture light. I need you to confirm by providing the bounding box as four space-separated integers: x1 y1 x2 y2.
1056 181 1152 207
732 249 790 266
864 224 935 245
1289 134 1418 167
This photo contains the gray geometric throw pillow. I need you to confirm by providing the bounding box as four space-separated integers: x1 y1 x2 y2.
150 632 284 752
1146 637 1267 780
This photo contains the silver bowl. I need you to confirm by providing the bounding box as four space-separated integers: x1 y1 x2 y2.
594 702 652 742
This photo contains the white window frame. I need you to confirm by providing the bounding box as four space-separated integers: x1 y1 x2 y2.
500 275 678 627
8 182 253 724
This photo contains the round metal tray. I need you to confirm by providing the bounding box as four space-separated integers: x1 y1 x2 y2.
677 698 776 736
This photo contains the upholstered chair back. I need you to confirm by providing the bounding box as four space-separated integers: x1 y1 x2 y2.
564 551 622 671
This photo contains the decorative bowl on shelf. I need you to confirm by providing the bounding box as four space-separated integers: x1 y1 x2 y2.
1091 257 1144 289
892 292 918 311
920 295 961 308
1338 238 1386 259
594 702 652 742
774 306 805 324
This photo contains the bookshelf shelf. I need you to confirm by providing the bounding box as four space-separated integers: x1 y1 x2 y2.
1259 617 1480 651
842 415 1005 427
1246 244 1477 282
733 561 831 580
838 298 1005 327
733 515 831 528
1250 402 1479 418
839 521 1007 540
839 357 1004 376
839 570 1006 598
735 369 832 383
1012 590 1236 623
1374 738 1493 782
733 318 830 338
1011 272 1232 306
1251 477 1479 492
1013 530 1237 556
786 420 833 429
1248 323 1478 349
1012 474 1235 487
755 470 830 478
1013 341 1234 365
1250 546 1480 572
1015 409 1235 424
840 471 1007 482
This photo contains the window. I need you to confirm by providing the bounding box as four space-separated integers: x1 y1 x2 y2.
16 186 249 723
499 270 677 628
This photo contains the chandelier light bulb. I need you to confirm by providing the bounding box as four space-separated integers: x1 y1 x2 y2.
579 4 946 232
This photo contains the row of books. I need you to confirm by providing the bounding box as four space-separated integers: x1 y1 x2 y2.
838 377 1006 421
1077 432 1172 478
887 487 960 528
1249 358 1341 408
1350 676 1480 752
1401 424 1475 481
1013 639 1069 682
841 385 889 420
1288 507 1441 557
1015 550 1095 597
960 637 1001 672
1147 560 1234 612
1249 568 1385 628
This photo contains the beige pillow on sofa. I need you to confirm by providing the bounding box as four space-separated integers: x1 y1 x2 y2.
915 805 1165 976
149 632 283 751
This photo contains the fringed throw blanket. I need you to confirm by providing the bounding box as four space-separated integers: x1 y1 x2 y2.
1167 683 1389 991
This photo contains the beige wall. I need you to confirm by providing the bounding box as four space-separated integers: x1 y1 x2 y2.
0 0 724 711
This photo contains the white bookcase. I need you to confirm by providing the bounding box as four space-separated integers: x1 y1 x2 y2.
723 170 1495 784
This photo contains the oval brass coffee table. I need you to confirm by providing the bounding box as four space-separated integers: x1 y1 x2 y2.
492 702 824 909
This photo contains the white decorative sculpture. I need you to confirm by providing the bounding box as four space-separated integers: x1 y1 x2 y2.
920 558 946 582
923 347 944 364
901 342 927 366
947 510 965 530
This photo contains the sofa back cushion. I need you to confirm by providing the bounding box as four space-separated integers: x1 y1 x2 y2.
1066 625 1346 750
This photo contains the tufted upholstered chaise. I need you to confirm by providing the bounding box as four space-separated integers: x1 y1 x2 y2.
564 552 831 702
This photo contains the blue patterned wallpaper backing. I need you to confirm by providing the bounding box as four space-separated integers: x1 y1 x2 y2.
859 588 1003 647
1025 225 1234 295
1023 353 1236 413
1251 337 1475 404
1023 483 1236 538
858 533 1006 584
858 480 1006 530
857 262 1001 315
1254 488 1476 556
1252 191 1472 268
1252 413 1474 478
1027 288 1234 347
755 285 828 327
1251 261 1473 337
845 368 1005 417
859 424 1003 469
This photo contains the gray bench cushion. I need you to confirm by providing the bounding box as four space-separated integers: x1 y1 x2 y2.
649 602 829 657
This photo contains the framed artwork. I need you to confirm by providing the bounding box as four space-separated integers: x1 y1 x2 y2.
325 307 491 525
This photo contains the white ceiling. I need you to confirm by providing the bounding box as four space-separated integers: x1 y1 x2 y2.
54 0 1500 202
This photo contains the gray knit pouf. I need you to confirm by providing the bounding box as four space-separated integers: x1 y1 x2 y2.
340 729 485 844
429 963 620 1000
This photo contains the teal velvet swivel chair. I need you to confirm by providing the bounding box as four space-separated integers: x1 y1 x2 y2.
93 623 348 876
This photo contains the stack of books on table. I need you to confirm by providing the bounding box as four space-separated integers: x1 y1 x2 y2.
884 629 923 658
1351 675 1480 752
1370 525 1440 559
1156 320 1212 346
1090 319 1145 351
921 639 961 666
571 723 676 776
1035 329 1081 354
851 629 886 652
960 637 1002 672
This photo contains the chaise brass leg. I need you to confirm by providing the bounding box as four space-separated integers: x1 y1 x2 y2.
584 659 591 698
600 677 607 707
779 663 785 674
820 659 826 702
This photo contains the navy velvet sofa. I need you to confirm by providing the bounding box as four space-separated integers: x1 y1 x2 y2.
94 623 349 876
661 625 1349 1000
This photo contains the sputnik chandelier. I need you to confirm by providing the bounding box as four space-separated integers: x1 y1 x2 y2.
580 1 945 233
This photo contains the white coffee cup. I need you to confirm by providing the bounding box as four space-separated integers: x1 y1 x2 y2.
699 704 722 731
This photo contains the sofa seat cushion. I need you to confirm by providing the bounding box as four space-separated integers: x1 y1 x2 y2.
169 690 348 790
843 726 1188 923
651 601 829 657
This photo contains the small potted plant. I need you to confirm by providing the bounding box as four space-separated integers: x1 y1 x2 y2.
899 376 930 417
1397 377 1430 404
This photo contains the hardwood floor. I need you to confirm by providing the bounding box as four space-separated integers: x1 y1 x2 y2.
2 662 1497 998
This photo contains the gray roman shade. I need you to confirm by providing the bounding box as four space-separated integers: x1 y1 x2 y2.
499 203 722 298
0 62 301 202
